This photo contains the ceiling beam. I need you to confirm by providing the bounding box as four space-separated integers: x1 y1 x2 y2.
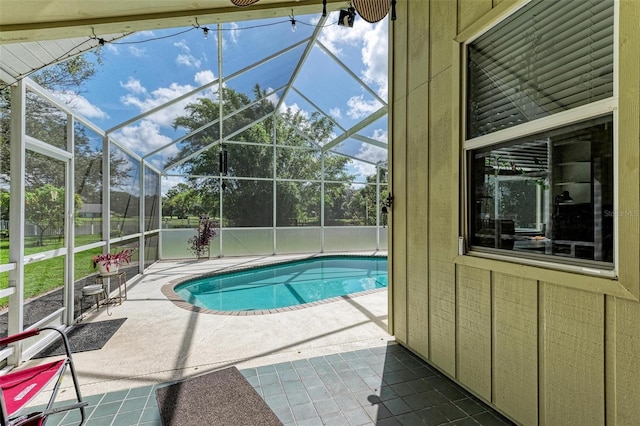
0 0 349 44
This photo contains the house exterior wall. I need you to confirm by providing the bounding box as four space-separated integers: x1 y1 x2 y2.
388 0 640 424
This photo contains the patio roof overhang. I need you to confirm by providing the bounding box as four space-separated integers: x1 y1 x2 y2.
0 0 350 43
0 0 350 83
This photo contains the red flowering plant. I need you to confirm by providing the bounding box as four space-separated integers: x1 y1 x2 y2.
92 247 136 273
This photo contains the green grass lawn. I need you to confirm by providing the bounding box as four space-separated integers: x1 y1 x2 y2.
0 235 105 309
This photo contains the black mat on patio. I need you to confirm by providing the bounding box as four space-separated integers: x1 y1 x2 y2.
156 367 283 426
34 318 127 359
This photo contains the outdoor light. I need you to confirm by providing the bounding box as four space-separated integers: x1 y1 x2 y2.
338 7 356 27
290 11 297 32
381 194 393 214
202 27 209 40
322 0 327 17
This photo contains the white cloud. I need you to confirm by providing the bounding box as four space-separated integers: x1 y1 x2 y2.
174 39 203 68
194 70 216 86
128 46 145 57
173 40 190 52
112 120 177 162
120 77 147 94
278 101 309 120
352 137 388 177
161 175 187 196
346 95 381 119
53 92 108 120
118 70 220 128
361 21 389 100
228 22 240 44
318 13 388 101
176 54 202 68
267 90 281 107
105 44 119 55
120 81 199 127
371 128 387 143
318 12 369 57
330 107 342 120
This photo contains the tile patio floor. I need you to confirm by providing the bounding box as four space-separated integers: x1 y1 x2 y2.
20 254 516 425
42 344 514 426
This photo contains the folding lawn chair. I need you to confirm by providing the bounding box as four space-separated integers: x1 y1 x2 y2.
0 327 87 426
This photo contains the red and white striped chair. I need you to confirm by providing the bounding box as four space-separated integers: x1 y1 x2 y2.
0 327 87 426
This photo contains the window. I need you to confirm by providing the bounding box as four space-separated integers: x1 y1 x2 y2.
465 0 615 270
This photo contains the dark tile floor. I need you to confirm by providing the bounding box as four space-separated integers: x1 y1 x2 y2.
41 343 515 425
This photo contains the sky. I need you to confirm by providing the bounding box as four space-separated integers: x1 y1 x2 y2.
55 10 389 189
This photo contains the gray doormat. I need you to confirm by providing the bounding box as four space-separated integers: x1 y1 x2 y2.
156 367 282 426
34 318 126 359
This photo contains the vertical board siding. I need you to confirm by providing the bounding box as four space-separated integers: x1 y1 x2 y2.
392 95 408 343
458 0 492 32
616 299 640 424
429 260 456 375
617 0 640 298
492 0 519 8
406 0 430 354
430 0 457 78
407 251 429 355
407 0 430 93
390 0 409 342
429 69 455 259
493 273 538 426
456 264 492 400
391 0 640 423
541 284 605 425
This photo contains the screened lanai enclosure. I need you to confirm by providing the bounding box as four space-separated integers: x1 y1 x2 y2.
0 10 388 347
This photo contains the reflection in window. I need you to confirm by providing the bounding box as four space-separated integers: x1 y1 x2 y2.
469 116 613 265
144 233 159 268
465 0 615 271
24 152 67 254
25 91 68 150
110 146 140 237
144 167 160 232
75 123 103 245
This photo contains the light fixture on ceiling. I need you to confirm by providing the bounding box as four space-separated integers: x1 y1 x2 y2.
230 0 260 6
338 7 357 27
289 10 297 32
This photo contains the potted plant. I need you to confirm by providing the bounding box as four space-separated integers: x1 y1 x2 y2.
188 216 217 259
93 247 136 275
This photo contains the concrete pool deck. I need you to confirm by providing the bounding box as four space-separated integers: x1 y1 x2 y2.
60 252 393 399
25 252 515 425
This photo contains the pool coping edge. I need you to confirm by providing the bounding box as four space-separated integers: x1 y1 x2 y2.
160 253 388 315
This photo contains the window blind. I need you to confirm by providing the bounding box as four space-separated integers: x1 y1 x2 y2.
467 0 614 139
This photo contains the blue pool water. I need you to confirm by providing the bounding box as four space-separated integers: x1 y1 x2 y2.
174 256 388 311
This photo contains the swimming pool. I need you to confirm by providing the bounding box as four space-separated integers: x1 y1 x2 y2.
172 256 387 312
